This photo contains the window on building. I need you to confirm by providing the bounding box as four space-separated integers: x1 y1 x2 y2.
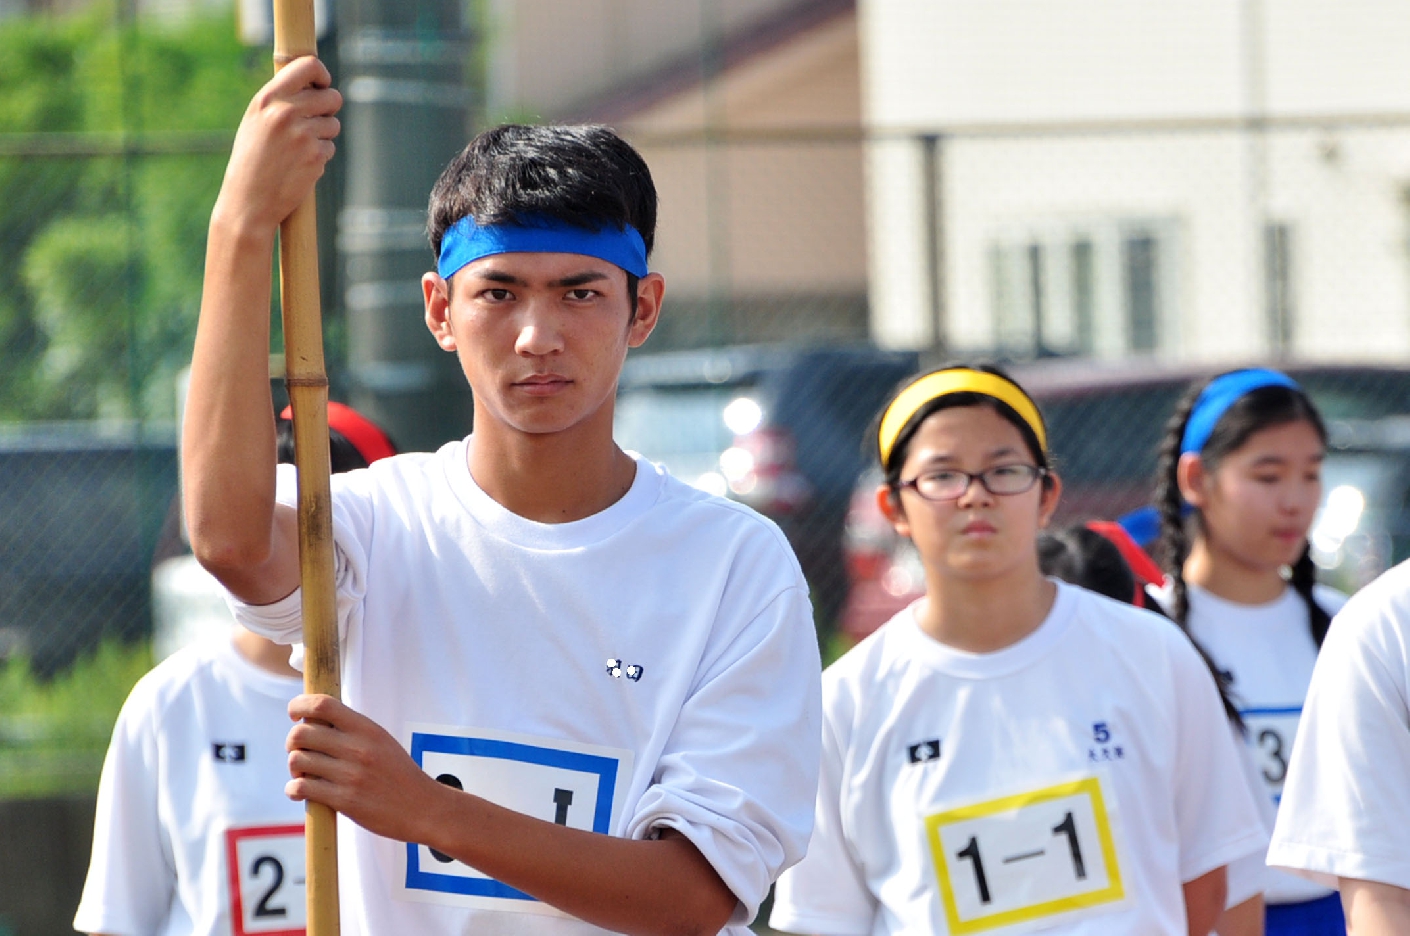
1123 233 1159 353
988 219 1177 358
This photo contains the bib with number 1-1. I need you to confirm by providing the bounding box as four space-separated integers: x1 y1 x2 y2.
925 774 1129 934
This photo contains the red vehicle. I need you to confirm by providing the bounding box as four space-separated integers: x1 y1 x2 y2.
839 359 1410 643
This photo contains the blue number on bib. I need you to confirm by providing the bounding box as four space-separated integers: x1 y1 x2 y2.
405 731 622 901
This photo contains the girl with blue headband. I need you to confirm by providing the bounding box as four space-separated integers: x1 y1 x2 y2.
771 365 1266 936
1153 368 1348 935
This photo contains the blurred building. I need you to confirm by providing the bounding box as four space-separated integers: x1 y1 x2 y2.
485 0 869 350
862 0 1410 363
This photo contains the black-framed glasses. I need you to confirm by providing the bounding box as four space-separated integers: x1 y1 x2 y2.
898 464 1047 502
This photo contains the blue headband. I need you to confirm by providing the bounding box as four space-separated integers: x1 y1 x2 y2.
1180 368 1302 455
437 215 649 280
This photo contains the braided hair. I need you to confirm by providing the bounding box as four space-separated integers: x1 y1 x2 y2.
1154 376 1332 718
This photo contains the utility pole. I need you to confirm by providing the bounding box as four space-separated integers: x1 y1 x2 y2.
338 0 474 451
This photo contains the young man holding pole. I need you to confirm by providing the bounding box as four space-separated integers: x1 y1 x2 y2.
183 56 822 936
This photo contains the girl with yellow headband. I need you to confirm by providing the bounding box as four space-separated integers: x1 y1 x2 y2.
770 365 1267 936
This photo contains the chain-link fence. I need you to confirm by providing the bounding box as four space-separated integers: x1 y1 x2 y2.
0 13 1407 936
5 13 1410 931
9 118 1410 776
612 118 1410 639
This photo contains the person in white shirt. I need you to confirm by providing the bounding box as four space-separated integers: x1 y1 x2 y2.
74 405 398 936
1151 368 1346 936
1267 559 1410 935
769 365 1266 936
1040 522 1273 936
181 55 821 936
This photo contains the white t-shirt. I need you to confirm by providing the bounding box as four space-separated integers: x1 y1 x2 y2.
769 582 1267 936
1268 559 1410 891
228 440 822 936
1154 581 1346 905
73 636 305 936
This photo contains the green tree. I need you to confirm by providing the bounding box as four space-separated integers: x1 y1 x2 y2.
0 6 267 421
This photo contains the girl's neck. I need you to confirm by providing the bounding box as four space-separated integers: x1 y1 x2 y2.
1183 537 1287 605
916 566 1057 653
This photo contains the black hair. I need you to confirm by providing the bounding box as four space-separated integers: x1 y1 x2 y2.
875 363 1052 492
276 418 375 475
1038 526 1137 605
427 124 657 313
1154 375 1332 647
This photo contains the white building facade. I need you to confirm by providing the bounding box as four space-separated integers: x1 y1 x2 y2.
861 0 1410 363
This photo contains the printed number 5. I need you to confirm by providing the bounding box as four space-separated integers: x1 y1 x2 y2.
1092 722 1111 744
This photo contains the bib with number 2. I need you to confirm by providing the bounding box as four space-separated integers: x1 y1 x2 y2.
224 824 306 936
925 774 1129 934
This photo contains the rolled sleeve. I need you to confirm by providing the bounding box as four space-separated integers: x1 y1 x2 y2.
627 585 822 924
224 463 370 662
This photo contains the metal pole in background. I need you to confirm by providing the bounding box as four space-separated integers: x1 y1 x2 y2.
920 133 945 354
338 0 474 453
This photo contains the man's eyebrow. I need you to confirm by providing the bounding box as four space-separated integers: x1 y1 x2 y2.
463 270 610 288
550 271 612 288
474 269 527 285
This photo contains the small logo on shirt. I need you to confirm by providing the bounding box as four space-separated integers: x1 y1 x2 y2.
213 742 247 763
606 659 645 681
1087 721 1124 763
908 739 942 763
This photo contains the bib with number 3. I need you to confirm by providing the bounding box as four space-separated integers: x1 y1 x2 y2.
925 774 1129 934
1241 706 1299 802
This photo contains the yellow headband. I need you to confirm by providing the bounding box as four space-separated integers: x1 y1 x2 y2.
877 369 1048 465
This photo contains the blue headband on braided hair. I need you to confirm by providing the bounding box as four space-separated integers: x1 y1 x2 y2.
437 214 649 280
1180 368 1302 455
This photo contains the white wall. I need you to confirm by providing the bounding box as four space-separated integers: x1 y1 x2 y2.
860 0 1410 362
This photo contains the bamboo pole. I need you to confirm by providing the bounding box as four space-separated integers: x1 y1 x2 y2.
271 3 340 934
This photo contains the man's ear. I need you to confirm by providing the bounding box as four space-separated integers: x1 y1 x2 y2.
1176 453 1208 508
876 484 912 539
423 272 455 351
627 272 665 348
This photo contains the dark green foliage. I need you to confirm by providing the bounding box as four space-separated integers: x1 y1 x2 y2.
0 638 152 797
0 7 267 421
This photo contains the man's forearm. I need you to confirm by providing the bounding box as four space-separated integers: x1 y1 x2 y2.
416 785 738 936
1342 877 1410 935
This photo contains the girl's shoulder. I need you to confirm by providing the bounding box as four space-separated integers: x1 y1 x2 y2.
824 604 916 686
1067 583 1198 656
